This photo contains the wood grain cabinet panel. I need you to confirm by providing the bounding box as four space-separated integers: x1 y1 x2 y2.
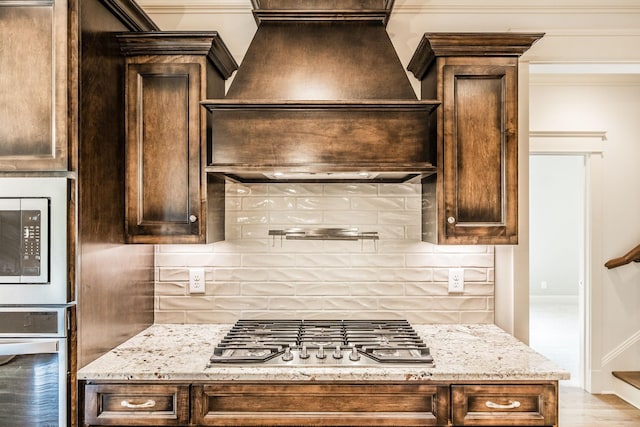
408 33 543 245
118 33 237 244
192 382 450 426
451 384 557 426
0 0 68 171
84 383 189 426
124 62 201 242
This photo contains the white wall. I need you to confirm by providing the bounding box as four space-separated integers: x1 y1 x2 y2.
529 73 640 392
529 155 584 296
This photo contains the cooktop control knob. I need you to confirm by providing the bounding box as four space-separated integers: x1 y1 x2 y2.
299 345 310 359
332 344 343 359
316 345 326 359
282 346 293 362
349 346 360 361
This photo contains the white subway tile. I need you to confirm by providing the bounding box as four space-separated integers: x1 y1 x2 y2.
350 254 405 267
297 197 350 210
323 210 378 225
186 311 238 323
155 311 186 324
269 183 321 196
324 183 378 195
213 297 269 310
241 253 296 267
155 282 187 296
236 213 269 224
378 183 421 196
241 282 295 296
268 211 323 225
214 268 270 282
376 268 433 282
349 283 405 296
269 297 377 311
295 254 351 268
242 197 295 210
351 197 405 211
460 311 494 323
378 211 420 225
295 283 351 296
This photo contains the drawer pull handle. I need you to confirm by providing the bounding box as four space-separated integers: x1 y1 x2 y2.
121 399 156 409
485 400 521 410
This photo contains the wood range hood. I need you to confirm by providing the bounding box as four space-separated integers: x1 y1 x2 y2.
202 0 439 183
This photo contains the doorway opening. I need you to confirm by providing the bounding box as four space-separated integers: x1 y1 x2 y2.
529 154 586 388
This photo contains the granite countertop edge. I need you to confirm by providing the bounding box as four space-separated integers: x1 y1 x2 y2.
77 323 571 382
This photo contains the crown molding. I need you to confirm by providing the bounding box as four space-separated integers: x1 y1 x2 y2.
136 0 640 15
530 73 640 86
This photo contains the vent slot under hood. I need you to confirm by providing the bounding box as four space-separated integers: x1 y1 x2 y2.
203 1 438 183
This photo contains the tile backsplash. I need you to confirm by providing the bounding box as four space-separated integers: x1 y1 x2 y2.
154 182 494 324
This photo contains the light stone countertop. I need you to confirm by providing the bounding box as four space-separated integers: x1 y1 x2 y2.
77 323 570 382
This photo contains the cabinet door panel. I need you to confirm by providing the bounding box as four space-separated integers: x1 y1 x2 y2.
0 1 68 171
451 384 557 426
442 63 517 244
125 62 202 243
84 383 190 426
193 383 450 426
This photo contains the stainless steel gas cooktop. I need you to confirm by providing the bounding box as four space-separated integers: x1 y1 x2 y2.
208 320 434 367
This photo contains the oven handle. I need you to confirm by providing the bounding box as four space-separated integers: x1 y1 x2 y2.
0 339 59 356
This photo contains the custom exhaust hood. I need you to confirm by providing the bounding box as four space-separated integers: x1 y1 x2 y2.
202 0 439 183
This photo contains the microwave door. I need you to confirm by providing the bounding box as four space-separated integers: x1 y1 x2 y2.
0 198 48 284
0 199 21 282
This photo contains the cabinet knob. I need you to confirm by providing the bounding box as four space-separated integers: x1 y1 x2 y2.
447 216 456 224
189 215 198 223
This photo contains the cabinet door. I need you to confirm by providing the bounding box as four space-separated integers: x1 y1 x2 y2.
441 61 518 244
0 0 68 171
193 382 450 426
125 62 203 243
84 383 190 426
451 384 557 426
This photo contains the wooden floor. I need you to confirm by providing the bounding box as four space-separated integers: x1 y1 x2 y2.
560 385 640 426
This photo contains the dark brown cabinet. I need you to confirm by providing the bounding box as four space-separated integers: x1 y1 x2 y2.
409 33 543 245
118 33 237 244
82 380 559 427
451 384 557 426
193 382 450 426
83 383 190 426
0 0 69 171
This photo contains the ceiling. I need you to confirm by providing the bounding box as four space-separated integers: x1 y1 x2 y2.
135 0 640 77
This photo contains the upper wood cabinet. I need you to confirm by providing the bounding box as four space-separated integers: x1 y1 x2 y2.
0 0 69 171
409 33 543 245
118 32 237 244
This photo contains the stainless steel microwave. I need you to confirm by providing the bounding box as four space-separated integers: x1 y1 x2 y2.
0 178 67 305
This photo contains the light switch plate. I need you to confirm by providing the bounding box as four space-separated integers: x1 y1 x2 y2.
189 268 206 294
448 268 464 293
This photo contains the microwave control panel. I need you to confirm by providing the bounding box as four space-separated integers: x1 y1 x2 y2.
21 210 42 276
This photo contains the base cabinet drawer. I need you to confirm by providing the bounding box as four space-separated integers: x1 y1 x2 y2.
451 384 557 426
192 383 450 426
84 383 189 426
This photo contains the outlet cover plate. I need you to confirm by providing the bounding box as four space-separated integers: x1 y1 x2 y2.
448 268 464 293
189 268 206 294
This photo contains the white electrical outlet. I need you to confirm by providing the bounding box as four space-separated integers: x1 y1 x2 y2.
189 268 206 294
448 268 464 293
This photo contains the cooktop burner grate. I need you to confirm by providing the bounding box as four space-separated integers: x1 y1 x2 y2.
209 319 434 366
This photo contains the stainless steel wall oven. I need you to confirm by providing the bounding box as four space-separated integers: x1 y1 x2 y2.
0 306 68 426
